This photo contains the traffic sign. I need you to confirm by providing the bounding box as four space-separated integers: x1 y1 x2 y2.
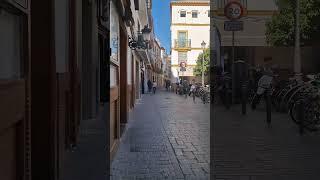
224 21 243 31
224 1 243 20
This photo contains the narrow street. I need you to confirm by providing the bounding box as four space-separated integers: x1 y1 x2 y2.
111 90 210 179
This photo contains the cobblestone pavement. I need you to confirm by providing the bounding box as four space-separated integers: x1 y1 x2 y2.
111 90 210 179
213 104 320 180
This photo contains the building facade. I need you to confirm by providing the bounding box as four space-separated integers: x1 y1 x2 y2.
150 38 164 87
162 49 172 85
212 0 278 71
0 0 110 179
170 0 210 82
110 0 169 158
0 0 166 179
110 0 154 158
211 0 320 74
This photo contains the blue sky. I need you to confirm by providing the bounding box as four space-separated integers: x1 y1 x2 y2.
152 0 171 53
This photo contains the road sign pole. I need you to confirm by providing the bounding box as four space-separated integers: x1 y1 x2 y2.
232 30 235 104
224 1 243 104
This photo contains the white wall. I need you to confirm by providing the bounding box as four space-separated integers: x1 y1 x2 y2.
171 26 210 48
212 0 277 46
171 5 210 24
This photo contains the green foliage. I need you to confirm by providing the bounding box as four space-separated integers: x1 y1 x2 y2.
266 0 320 46
194 48 210 77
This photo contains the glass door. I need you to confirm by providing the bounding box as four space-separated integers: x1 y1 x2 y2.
178 31 187 47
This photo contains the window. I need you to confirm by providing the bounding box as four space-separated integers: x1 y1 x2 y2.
0 8 24 79
134 0 139 10
192 10 198 18
180 10 186 17
178 31 187 47
178 52 187 63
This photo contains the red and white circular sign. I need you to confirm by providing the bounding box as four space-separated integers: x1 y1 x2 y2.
224 1 243 20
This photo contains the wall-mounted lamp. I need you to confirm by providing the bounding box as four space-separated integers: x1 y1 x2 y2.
129 25 152 50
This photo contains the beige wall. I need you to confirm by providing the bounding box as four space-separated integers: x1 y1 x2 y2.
252 47 320 74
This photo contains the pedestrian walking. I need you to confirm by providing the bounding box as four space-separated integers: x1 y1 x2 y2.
165 80 170 91
175 80 179 94
182 80 189 98
147 80 152 94
189 80 196 102
167 80 171 91
152 80 157 94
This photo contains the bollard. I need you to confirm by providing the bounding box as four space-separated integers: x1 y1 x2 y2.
297 100 305 135
241 82 247 115
226 89 231 110
266 87 272 126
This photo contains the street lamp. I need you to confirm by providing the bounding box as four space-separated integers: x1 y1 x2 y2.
201 41 206 86
141 25 151 41
129 25 151 50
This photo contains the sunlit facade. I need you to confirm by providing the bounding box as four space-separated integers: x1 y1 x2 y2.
170 0 210 82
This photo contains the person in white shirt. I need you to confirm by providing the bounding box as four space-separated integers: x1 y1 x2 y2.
152 81 157 94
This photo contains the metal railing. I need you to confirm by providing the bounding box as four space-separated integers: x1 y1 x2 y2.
174 39 191 49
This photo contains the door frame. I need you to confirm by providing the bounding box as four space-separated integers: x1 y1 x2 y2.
0 2 31 179
131 54 135 108
119 21 128 128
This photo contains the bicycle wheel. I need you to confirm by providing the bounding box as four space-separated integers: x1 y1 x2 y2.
303 99 320 131
289 99 301 124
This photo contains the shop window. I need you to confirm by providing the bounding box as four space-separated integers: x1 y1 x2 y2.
192 10 198 18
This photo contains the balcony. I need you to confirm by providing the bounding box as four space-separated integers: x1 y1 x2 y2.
174 39 191 50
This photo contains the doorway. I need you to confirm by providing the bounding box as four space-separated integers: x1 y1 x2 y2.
119 23 128 134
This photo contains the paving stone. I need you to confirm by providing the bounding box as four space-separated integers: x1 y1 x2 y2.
111 90 210 179
213 104 320 179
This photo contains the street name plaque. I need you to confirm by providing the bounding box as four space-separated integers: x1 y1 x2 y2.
224 21 243 31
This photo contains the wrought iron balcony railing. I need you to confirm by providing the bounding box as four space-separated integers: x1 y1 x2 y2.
174 39 191 49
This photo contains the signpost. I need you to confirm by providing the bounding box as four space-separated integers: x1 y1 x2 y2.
224 1 244 104
224 21 243 31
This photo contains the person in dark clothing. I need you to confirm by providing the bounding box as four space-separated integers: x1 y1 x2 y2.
166 80 170 91
253 68 263 92
147 80 152 93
